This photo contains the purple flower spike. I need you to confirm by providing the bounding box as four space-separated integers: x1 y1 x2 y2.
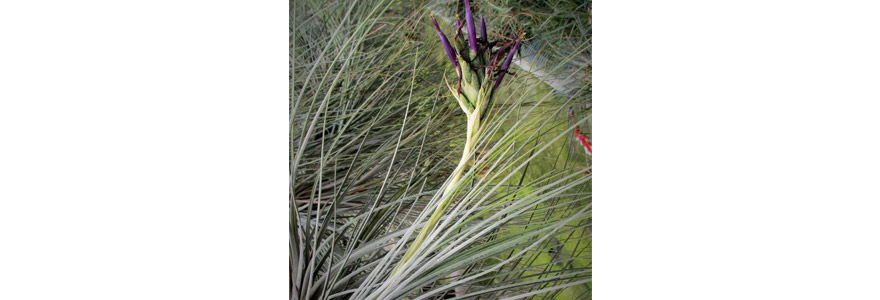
499 38 520 71
480 16 488 45
464 0 478 53
432 16 459 68
494 34 523 90
488 39 515 74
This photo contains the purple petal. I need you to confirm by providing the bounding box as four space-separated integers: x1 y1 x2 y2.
493 35 522 90
432 16 459 68
464 0 478 53
453 18 464 41
488 39 515 74
480 17 488 45
499 38 520 71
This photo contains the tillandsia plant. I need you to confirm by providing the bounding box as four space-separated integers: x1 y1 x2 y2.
292 0 591 298
396 0 525 270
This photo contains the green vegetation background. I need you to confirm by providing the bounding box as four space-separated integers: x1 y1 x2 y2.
292 0 590 299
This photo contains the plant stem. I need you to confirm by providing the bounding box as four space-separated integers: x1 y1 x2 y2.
394 111 481 274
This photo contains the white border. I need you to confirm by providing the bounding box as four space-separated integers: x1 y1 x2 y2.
600 0 880 299
0 1 288 299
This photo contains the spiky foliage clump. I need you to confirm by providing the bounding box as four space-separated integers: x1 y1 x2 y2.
291 0 591 299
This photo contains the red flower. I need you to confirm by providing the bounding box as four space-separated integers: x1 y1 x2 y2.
574 126 591 156
569 107 591 156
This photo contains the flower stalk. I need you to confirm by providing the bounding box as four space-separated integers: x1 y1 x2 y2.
394 0 524 274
